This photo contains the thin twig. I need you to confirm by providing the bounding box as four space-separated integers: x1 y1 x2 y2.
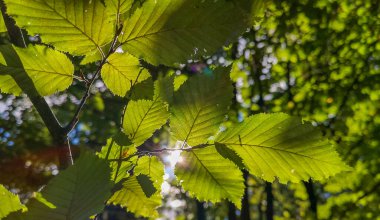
64 25 124 134
107 144 212 162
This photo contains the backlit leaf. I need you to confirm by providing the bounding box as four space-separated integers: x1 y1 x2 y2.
170 68 233 146
20 150 113 220
0 185 25 219
123 99 169 146
175 146 244 208
98 136 137 183
108 156 164 217
119 0 258 65
108 176 161 218
105 0 133 17
5 0 114 55
0 44 74 96
101 52 150 96
215 113 351 183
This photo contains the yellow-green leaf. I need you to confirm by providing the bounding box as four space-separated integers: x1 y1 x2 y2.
105 0 133 17
134 156 164 189
123 99 169 147
0 185 25 219
215 113 351 183
98 136 137 183
119 0 258 65
175 146 244 208
0 44 74 96
108 176 161 218
170 68 233 146
5 0 114 55
101 52 150 96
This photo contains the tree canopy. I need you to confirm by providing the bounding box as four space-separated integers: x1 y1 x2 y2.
0 0 379 219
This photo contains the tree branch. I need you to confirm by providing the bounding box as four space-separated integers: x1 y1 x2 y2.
0 1 73 168
64 25 124 134
0 1 63 138
107 144 211 162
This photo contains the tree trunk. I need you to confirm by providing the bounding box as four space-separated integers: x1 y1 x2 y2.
265 182 274 220
196 201 206 220
228 202 237 220
0 1 73 169
304 180 318 219
241 170 251 220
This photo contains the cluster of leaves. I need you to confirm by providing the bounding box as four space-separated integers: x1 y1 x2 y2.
221 0 380 219
0 0 353 219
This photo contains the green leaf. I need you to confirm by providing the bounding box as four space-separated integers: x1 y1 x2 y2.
134 156 164 198
119 0 256 65
175 146 244 208
0 14 7 32
20 150 113 220
105 0 133 17
170 68 233 146
0 45 74 96
127 77 154 100
101 52 150 96
123 99 169 147
108 155 163 217
5 0 114 55
173 74 188 91
134 156 165 189
154 75 174 104
215 143 245 170
98 137 137 183
80 44 111 65
0 185 25 219
215 113 351 183
136 174 157 198
108 176 161 218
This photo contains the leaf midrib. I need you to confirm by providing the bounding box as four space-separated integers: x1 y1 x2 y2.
1 65 71 77
130 97 159 140
221 142 343 166
182 108 202 145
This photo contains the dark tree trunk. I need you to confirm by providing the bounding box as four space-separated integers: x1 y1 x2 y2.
228 202 237 220
241 170 251 220
265 182 274 220
0 1 73 169
196 201 206 220
304 180 318 219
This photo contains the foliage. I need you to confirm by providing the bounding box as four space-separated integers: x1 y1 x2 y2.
170 68 233 146
5 0 114 55
175 146 244 208
5 151 113 220
0 45 73 96
0 0 362 219
215 113 350 183
0 185 24 219
108 156 164 218
222 0 380 218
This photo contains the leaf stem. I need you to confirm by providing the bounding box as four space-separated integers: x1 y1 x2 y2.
107 144 212 162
